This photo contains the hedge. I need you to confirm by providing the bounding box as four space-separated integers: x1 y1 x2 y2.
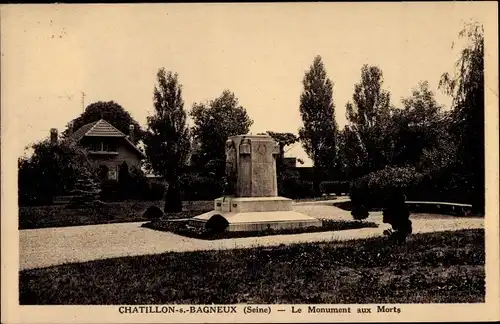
350 167 424 212
280 179 315 199
179 173 224 201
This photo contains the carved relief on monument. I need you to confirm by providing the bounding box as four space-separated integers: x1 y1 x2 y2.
271 142 280 196
239 138 251 155
250 140 278 197
224 139 237 196
238 138 252 197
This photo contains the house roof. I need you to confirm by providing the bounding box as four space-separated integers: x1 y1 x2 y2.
70 120 100 142
70 119 146 159
70 119 125 141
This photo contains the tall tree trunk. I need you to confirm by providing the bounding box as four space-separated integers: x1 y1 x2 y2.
164 177 183 213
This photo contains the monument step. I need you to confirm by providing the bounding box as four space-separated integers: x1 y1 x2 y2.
214 196 293 213
190 210 322 232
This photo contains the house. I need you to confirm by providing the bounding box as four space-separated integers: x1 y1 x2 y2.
53 119 146 181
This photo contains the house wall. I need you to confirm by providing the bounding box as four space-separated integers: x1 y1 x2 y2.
106 142 142 170
81 137 143 179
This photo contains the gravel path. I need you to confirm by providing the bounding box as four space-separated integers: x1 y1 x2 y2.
19 204 484 270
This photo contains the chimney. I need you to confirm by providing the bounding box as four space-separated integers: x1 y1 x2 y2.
129 124 135 142
50 128 58 144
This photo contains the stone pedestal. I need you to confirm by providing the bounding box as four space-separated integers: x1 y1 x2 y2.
190 134 322 232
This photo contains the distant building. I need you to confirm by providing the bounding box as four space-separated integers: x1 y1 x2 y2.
53 119 146 181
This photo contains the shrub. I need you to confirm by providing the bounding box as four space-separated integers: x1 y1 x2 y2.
320 181 350 196
205 214 229 233
350 167 424 218
351 205 370 220
382 190 412 244
180 173 223 201
143 206 164 219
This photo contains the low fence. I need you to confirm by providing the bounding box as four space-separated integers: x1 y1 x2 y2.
333 199 475 217
405 201 473 216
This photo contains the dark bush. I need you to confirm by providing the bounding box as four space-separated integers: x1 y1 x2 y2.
180 173 223 201
351 205 370 220
349 167 423 219
143 206 164 219
205 214 229 233
320 181 350 196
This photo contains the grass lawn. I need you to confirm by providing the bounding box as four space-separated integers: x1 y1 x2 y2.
142 218 378 240
19 229 484 304
19 200 213 230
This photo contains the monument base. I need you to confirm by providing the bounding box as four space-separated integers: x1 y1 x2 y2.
189 196 322 232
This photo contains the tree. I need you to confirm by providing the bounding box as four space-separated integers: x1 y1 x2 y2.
18 139 95 206
265 131 299 194
266 131 299 161
62 101 144 144
66 168 102 209
299 55 338 193
190 90 253 178
391 81 444 166
439 21 484 213
337 125 368 180
344 64 393 175
143 68 191 213
416 110 457 173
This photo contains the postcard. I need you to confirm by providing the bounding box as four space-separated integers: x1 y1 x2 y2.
1 2 499 323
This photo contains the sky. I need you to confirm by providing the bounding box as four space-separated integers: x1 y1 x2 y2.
1 2 495 166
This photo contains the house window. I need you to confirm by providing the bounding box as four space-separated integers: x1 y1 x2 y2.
102 141 117 152
88 141 117 152
89 142 100 151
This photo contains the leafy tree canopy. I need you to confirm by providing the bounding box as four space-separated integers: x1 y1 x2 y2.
190 90 253 177
439 21 484 213
298 55 338 177
343 64 393 174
